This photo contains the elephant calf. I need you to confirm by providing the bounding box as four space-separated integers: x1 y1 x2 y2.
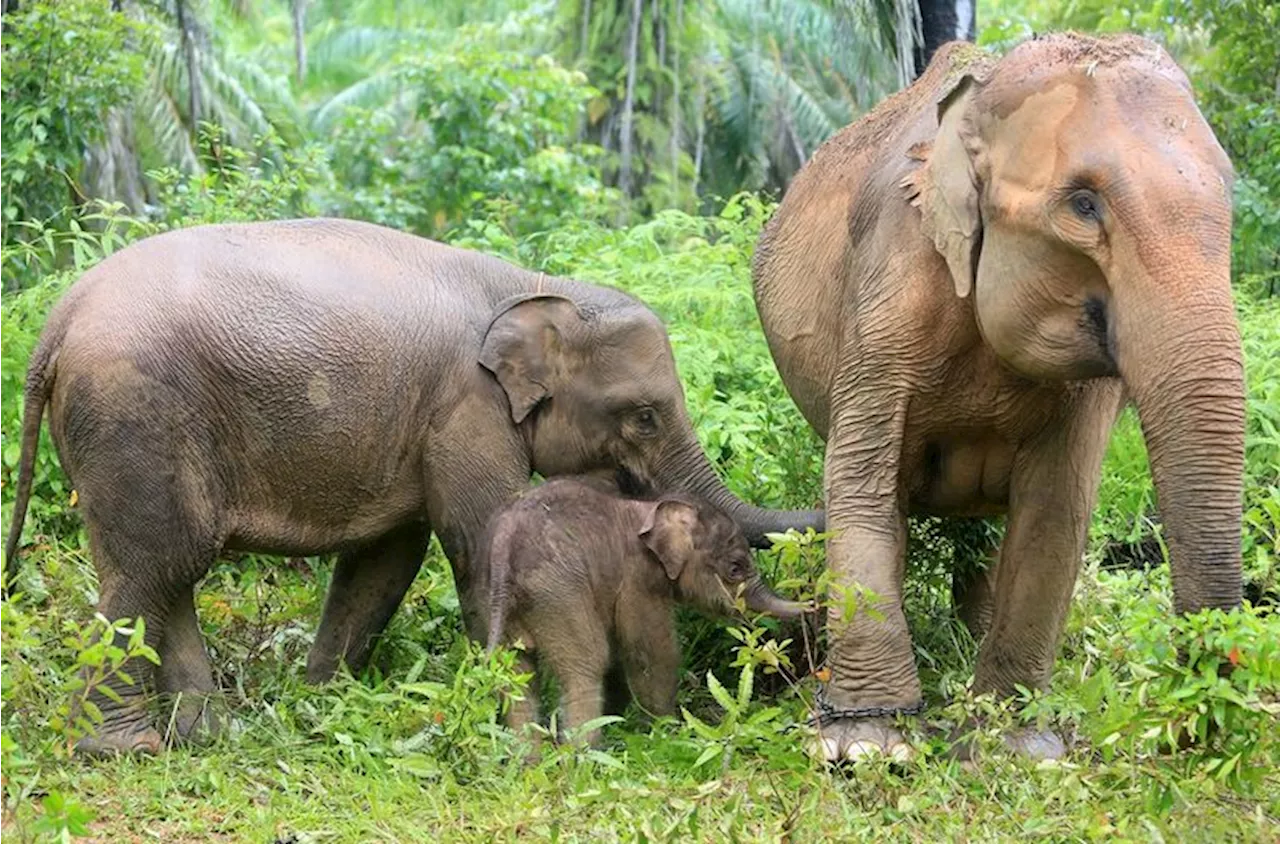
476 477 810 745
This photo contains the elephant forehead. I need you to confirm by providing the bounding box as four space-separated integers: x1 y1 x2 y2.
981 82 1083 209
592 320 677 374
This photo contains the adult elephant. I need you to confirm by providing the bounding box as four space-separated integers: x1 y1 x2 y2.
3 218 821 755
753 33 1244 761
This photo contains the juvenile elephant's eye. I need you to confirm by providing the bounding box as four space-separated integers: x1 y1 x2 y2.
632 407 658 434
726 562 746 582
1070 190 1101 221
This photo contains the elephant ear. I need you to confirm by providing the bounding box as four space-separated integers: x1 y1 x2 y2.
479 293 585 424
907 73 986 299
638 498 700 581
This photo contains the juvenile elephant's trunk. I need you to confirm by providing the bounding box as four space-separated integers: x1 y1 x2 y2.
656 426 823 548
743 578 812 619
1114 269 1245 614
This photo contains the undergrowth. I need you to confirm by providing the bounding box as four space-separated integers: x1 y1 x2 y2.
2 199 1278 840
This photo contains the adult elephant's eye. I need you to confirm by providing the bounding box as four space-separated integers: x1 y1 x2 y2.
1070 190 1101 221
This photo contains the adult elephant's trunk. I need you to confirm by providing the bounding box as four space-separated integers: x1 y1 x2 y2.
1113 266 1245 614
653 415 824 548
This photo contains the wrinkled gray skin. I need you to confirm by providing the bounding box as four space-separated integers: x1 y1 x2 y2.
474 477 810 746
754 34 1244 762
2 218 822 756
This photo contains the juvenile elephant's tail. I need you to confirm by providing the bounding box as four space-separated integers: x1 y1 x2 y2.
4 334 59 596
484 517 519 654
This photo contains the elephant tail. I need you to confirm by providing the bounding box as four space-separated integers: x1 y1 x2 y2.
4 330 59 596
484 517 519 654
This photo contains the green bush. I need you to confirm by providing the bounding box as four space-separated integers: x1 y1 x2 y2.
327 35 617 239
0 0 148 290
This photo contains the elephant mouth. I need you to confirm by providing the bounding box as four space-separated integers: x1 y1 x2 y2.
1080 295 1119 375
613 460 654 497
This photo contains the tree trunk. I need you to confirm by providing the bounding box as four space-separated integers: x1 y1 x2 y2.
2 0 18 17
617 0 644 202
692 69 705 196
176 0 202 130
913 0 976 77
669 0 682 206
292 0 307 85
84 109 146 214
579 0 592 60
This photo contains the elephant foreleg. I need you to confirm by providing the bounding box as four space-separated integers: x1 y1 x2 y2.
616 603 679 720
423 406 533 640
306 523 429 683
816 382 918 762
968 388 1116 758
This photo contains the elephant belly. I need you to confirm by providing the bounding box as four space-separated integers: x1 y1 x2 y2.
905 438 1015 516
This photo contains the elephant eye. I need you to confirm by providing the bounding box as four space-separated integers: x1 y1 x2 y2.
632 407 659 435
1069 190 1101 221
726 562 746 581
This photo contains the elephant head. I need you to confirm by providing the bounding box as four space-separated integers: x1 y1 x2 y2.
480 292 822 547
914 33 1244 612
637 495 811 619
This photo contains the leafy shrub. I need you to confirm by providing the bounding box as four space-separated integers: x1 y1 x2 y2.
0 0 147 288
1078 598 1279 794
148 125 332 230
327 31 616 238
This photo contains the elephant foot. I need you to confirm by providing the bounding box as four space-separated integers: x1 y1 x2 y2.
74 723 164 757
950 725 1066 762
812 717 913 764
160 692 227 745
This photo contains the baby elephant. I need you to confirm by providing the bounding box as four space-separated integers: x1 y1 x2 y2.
479 477 810 745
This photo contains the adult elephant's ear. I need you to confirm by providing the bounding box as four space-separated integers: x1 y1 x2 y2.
480 293 585 423
907 73 987 299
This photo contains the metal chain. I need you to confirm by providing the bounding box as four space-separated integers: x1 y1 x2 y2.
806 686 927 728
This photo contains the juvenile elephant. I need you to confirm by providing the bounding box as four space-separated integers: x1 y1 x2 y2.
3 218 821 755
753 33 1244 760
477 477 810 745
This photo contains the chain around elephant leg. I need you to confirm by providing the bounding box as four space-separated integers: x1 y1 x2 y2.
812 528 922 764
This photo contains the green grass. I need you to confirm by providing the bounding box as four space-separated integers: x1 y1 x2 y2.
3 201 1279 841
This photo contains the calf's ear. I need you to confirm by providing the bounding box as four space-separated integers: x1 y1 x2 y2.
638 499 700 581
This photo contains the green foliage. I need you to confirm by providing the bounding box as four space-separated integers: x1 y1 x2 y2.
148 125 331 228
1090 605 1279 790
295 642 528 782
1181 0 1280 284
55 615 160 750
0 0 147 286
2 6 1279 835
679 663 788 775
327 27 616 237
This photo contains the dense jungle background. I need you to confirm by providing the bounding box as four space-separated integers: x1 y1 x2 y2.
1 0 1278 839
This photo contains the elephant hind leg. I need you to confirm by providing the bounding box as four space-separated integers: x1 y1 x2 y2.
949 520 1003 643
57 372 225 755
306 523 429 683
73 524 219 756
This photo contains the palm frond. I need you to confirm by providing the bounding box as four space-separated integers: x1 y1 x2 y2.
309 70 411 132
